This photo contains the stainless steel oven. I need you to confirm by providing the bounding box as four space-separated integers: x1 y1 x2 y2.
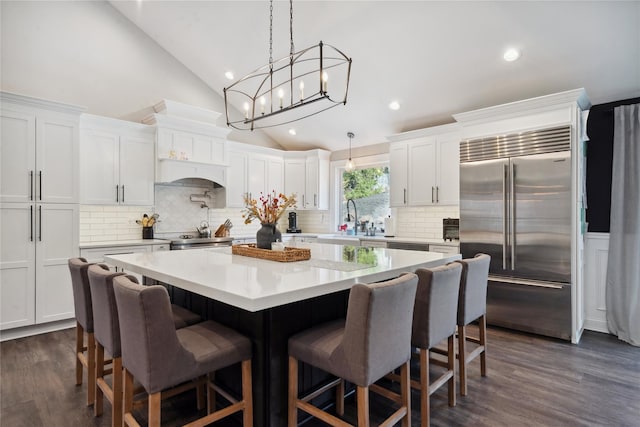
169 236 233 250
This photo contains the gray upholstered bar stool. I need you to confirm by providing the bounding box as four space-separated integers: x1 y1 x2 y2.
68 257 100 407
455 253 491 396
88 264 206 426
410 263 462 427
288 273 418 427
113 275 253 427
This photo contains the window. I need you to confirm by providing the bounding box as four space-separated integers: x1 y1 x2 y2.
338 166 390 234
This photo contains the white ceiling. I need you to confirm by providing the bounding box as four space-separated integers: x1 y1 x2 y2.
111 1 640 152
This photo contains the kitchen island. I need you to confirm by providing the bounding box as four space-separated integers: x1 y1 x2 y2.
106 242 460 426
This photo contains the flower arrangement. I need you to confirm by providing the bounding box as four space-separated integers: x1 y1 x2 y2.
242 191 297 224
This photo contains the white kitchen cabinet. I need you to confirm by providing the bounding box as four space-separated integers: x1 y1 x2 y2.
156 127 226 165
1 203 79 330
429 243 459 254
226 147 285 208
80 244 152 284
285 150 330 210
80 115 155 206
1 95 82 204
388 124 460 207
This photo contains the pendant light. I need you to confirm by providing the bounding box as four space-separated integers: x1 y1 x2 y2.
223 0 352 131
345 132 355 171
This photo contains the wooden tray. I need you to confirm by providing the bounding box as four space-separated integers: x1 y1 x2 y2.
232 244 311 262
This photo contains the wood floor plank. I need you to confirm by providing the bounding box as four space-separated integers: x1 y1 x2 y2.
1 326 639 426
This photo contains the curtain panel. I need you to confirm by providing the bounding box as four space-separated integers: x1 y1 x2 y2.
606 103 640 346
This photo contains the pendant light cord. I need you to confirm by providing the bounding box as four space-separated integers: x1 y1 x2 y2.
290 0 295 56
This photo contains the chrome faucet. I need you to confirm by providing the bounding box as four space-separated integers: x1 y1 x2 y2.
346 198 358 235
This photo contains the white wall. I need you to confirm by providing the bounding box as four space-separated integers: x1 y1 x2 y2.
0 0 278 148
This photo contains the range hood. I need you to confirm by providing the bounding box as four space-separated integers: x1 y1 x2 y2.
143 99 231 186
156 158 226 186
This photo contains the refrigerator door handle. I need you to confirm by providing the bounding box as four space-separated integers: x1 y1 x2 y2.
489 275 565 289
510 163 516 270
503 163 508 269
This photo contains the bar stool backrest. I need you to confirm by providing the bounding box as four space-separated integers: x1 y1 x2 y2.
68 257 94 332
412 262 462 349
88 264 126 358
456 254 491 326
339 273 418 386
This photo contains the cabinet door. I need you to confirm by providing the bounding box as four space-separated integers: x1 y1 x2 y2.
36 117 78 203
285 159 306 209
80 130 119 204
119 134 155 206
436 135 460 205
389 143 408 207
248 155 267 200
305 157 319 209
226 151 247 208
408 139 437 205
1 111 36 203
267 157 284 195
35 203 78 324
0 203 36 329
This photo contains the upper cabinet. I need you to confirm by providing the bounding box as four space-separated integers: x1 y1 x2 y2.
1 92 84 204
226 142 285 208
80 115 155 206
284 150 330 210
388 124 460 207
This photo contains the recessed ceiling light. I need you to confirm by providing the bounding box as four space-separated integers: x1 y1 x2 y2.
503 48 521 62
224 71 234 80
288 128 296 136
389 101 400 110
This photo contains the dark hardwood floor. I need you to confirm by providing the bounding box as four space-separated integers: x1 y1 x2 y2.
1 326 639 426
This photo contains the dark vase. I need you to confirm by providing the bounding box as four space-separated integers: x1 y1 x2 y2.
256 223 281 249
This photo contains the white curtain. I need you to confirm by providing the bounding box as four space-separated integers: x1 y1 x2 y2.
606 103 640 346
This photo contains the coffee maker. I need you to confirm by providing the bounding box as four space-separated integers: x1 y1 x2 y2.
287 211 301 233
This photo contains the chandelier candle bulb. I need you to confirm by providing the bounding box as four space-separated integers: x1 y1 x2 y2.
243 102 250 119
278 88 284 108
299 81 304 100
322 72 328 93
260 96 266 114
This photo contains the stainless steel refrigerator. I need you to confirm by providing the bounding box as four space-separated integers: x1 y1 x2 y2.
459 125 573 340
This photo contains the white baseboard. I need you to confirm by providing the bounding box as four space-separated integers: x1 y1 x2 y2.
0 319 76 342
584 318 609 334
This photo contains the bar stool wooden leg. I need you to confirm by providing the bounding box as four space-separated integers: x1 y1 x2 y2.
75 322 84 386
288 356 298 427
207 372 216 414
242 359 253 426
336 379 345 417
87 332 96 406
196 377 205 410
112 357 123 427
356 386 369 427
148 392 161 427
420 348 429 427
448 335 456 407
123 369 134 427
95 342 104 416
400 361 410 427
458 325 467 396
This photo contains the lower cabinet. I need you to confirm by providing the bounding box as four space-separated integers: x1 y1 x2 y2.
429 244 459 254
1 203 79 330
80 243 165 284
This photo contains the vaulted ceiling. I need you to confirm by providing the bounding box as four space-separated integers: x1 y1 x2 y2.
111 1 640 152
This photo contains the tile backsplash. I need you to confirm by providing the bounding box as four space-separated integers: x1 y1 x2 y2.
80 182 459 242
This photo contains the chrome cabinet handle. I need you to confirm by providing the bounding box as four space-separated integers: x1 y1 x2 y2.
403 188 407 204
38 205 42 242
39 171 42 201
116 185 119 202
314 194 317 207
436 186 439 203
302 194 305 207
431 186 435 203
121 185 125 203
30 171 34 201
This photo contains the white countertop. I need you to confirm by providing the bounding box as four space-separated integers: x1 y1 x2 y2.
79 239 171 249
106 242 460 312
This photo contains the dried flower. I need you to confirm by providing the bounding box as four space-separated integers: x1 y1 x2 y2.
242 191 297 224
